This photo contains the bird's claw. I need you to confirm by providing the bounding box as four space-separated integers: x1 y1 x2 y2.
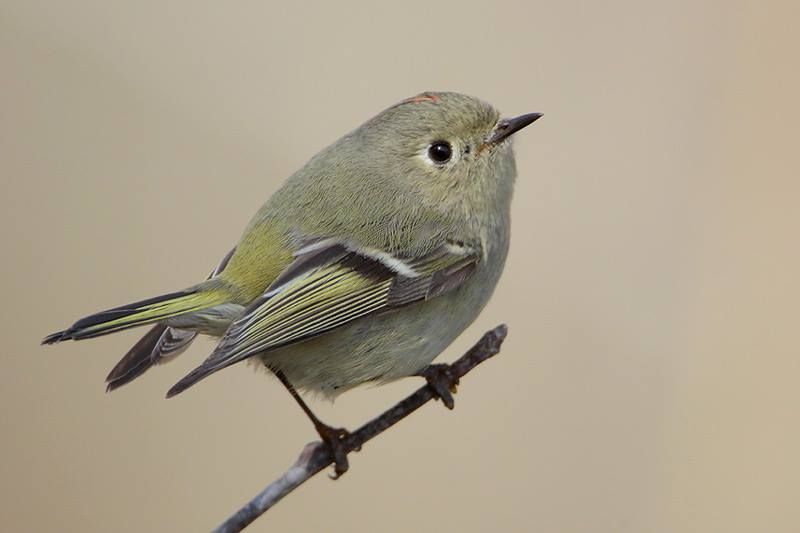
416 363 459 410
314 423 352 479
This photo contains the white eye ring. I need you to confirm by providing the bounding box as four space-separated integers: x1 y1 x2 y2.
420 141 459 167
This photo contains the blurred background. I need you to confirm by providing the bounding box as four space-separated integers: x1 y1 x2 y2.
2 1 798 531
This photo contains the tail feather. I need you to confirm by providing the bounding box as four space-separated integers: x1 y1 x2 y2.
46 248 238 391
105 324 198 392
43 285 228 344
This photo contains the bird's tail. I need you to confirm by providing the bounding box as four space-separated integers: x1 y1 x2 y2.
42 282 230 345
104 324 198 392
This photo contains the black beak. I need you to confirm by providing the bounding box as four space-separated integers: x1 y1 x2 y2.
486 112 543 145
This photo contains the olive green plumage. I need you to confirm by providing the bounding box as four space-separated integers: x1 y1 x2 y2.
43 92 541 398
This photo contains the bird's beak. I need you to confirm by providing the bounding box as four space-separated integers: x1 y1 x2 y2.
486 112 543 145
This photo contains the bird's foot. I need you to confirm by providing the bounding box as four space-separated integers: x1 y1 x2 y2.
313 422 352 479
415 363 459 410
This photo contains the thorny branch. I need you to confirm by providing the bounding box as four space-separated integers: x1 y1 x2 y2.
212 324 509 533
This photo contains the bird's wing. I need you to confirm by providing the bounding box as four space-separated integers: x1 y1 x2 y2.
167 239 479 396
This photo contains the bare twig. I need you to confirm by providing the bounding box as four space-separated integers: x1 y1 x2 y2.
213 324 508 533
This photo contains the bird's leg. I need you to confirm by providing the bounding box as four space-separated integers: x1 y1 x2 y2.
272 369 351 478
414 363 459 410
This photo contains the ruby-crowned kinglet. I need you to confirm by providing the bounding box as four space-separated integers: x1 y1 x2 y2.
44 92 540 469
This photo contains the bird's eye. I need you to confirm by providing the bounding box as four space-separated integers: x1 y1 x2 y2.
427 141 452 164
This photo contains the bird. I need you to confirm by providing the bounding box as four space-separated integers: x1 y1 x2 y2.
43 91 541 474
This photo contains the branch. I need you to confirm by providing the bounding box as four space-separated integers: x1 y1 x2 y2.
213 324 509 533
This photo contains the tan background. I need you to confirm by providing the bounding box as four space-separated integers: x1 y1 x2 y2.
2 1 798 531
